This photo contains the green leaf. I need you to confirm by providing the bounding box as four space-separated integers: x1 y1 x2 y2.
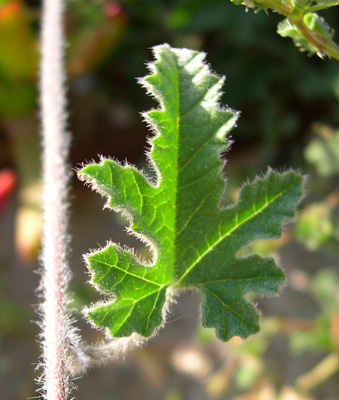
304 13 334 40
309 0 339 12
277 18 318 55
79 44 303 341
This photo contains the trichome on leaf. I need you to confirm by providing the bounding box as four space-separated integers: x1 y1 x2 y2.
79 44 304 342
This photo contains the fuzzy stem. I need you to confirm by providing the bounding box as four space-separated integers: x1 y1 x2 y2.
292 18 339 60
39 0 71 398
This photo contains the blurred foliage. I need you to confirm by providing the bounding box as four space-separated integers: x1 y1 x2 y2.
295 201 337 250
304 125 339 176
0 272 29 337
289 269 339 353
67 0 127 76
0 0 38 117
164 390 184 400
296 124 339 252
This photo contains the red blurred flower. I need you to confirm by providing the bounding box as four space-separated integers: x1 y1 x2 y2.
0 169 16 217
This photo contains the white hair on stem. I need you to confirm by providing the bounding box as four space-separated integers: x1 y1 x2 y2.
39 0 78 397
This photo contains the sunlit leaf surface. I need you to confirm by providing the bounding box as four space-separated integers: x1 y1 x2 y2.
79 44 303 341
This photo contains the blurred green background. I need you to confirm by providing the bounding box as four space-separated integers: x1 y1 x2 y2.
0 1 338 399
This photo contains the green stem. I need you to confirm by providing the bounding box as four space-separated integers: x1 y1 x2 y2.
292 17 339 60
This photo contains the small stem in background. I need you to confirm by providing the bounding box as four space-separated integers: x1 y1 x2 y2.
296 352 339 392
39 0 73 398
234 0 339 60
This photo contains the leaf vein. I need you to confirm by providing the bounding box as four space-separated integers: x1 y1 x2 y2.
176 181 296 285
204 288 258 330
91 257 163 287
177 184 218 235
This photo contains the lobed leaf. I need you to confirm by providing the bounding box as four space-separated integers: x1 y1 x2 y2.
79 44 304 341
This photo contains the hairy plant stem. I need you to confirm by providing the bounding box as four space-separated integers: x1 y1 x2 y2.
292 18 339 60
39 0 72 398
